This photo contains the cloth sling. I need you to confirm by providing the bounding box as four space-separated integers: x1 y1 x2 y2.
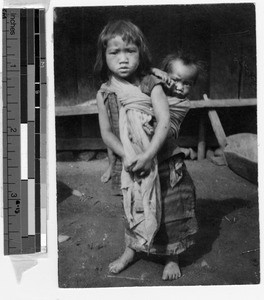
167 96 190 139
103 76 162 249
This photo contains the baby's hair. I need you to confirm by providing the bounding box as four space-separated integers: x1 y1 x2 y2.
94 20 152 82
161 49 206 83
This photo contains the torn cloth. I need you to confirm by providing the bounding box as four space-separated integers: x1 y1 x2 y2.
104 76 161 249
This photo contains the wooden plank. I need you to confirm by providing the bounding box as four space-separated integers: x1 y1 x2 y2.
204 94 227 149
56 104 98 116
189 98 257 109
55 98 257 117
56 138 106 151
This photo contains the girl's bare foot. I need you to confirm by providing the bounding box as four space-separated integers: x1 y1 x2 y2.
101 165 112 183
162 255 181 280
109 247 136 274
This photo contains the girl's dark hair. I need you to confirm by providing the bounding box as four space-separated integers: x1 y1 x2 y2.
94 20 152 82
161 49 206 83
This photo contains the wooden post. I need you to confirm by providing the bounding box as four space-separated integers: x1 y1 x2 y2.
203 94 227 149
198 114 206 160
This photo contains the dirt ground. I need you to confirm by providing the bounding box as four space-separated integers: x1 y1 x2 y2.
57 157 259 288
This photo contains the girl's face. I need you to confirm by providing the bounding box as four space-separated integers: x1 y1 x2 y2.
168 59 198 98
105 36 140 82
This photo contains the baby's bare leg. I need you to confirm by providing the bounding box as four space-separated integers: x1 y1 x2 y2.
101 148 116 183
162 255 181 280
109 247 136 274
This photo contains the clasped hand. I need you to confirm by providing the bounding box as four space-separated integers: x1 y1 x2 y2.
123 153 152 177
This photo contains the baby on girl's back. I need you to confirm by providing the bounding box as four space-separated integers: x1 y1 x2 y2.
96 19 200 280
101 50 203 184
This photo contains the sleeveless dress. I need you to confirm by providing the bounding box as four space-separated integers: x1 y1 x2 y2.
99 75 198 255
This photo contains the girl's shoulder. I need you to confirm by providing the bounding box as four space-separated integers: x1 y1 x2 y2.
140 74 163 96
98 81 111 93
97 81 117 103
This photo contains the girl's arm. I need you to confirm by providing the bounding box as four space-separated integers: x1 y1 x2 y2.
131 84 170 174
97 91 125 159
145 84 170 158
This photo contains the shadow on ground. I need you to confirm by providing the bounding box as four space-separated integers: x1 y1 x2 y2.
57 180 73 204
138 197 258 275
181 197 254 266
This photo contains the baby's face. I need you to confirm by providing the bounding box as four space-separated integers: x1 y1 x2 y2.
168 59 198 98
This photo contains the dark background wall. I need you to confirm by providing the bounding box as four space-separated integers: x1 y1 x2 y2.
54 4 257 142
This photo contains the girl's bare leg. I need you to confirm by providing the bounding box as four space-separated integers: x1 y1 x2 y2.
101 148 116 183
162 255 181 280
109 247 136 274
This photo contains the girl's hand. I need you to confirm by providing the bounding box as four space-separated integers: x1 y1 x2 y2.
151 68 173 88
123 156 137 172
130 153 152 177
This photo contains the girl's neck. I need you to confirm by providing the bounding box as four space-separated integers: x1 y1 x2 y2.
111 74 140 86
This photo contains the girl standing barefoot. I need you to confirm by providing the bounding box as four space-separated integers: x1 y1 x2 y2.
95 20 197 280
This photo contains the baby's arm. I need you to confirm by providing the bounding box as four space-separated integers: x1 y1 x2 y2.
131 85 170 175
151 67 173 88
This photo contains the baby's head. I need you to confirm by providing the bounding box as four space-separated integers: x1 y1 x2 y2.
94 20 151 82
161 50 203 98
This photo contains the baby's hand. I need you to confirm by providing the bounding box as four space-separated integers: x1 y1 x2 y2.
152 68 173 88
